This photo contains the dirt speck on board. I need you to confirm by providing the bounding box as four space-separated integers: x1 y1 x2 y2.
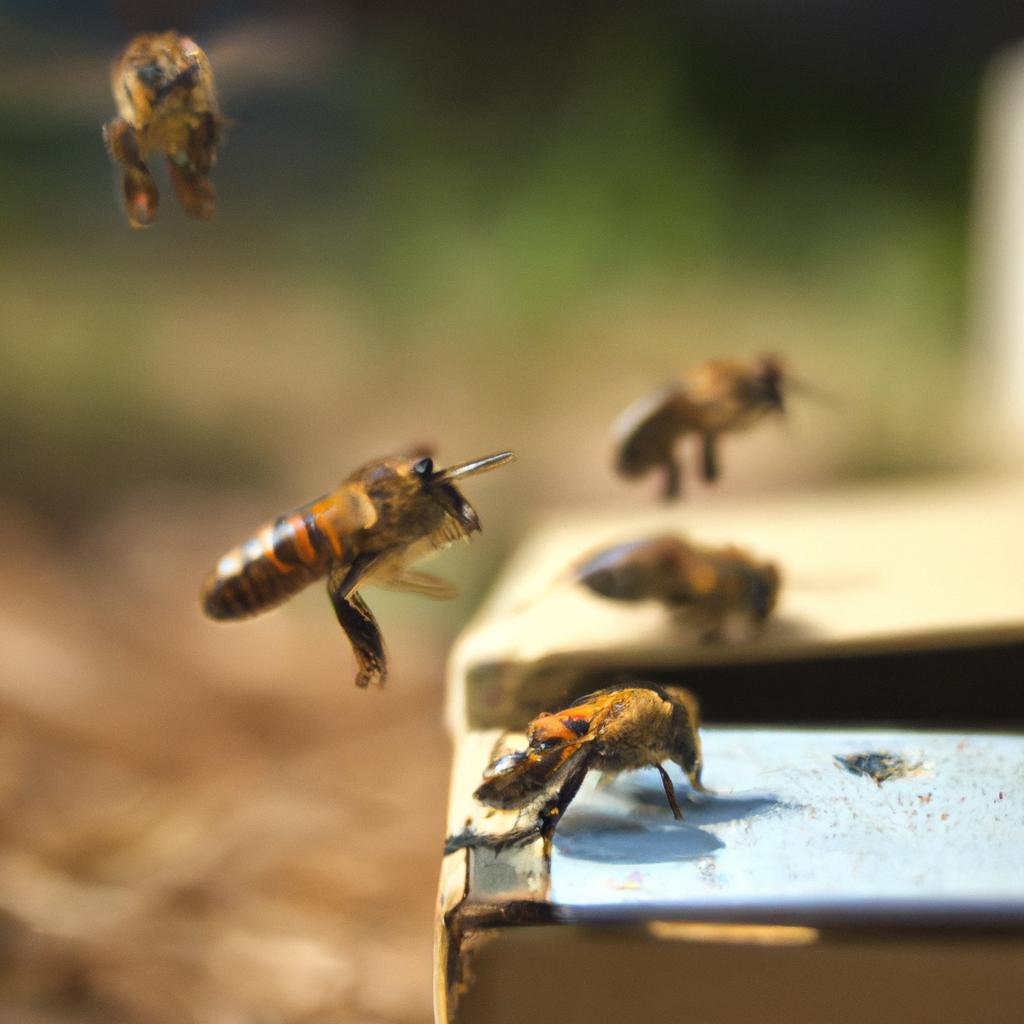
832 752 926 786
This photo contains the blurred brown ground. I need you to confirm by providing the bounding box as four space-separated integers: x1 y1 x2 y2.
0 495 452 1024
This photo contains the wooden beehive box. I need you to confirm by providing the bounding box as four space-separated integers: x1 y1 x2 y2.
435 475 1024 1024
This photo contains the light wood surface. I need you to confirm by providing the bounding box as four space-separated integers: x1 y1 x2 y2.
447 474 1024 730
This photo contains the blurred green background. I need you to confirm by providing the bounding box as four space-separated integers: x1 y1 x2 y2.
0 3 1020 1022
3 2 1002 540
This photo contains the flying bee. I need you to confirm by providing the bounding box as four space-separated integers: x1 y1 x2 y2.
103 31 223 227
572 534 780 642
614 354 793 500
445 684 707 860
201 449 515 688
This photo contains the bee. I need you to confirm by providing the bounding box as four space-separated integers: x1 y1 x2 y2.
572 534 780 641
613 354 788 499
445 684 707 860
201 449 514 688
103 31 223 227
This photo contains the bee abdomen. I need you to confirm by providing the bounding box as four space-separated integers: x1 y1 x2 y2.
201 513 339 620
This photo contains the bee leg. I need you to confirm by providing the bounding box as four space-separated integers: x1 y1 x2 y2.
536 759 592 858
445 821 543 856
328 559 388 688
102 117 137 164
103 118 158 228
168 112 220 220
541 832 554 865
444 825 485 855
717 609 758 644
448 760 594 859
168 161 216 220
686 763 713 799
496 822 544 851
654 762 684 820
700 433 720 483
662 457 682 500
333 591 386 688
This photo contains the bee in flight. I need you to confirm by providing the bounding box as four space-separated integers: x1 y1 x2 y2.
445 684 707 860
572 534 780 642
613 354 791 500
103 31 224 227
201 449 515 688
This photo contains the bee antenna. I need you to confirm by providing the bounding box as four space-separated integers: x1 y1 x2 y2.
786 374 841 409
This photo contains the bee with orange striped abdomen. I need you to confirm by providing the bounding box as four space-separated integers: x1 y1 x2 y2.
614 355 790 500
201 449 514 688
103 31 223 227
445 684 707 859
573 534 780 642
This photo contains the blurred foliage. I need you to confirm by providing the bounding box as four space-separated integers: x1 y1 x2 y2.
0 2 1011 520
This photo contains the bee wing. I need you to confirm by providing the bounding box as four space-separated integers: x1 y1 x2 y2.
786 374 841 408
202 12 345 98
0 13 346 121
376 570 458 600
474 740 594 810
570 537 653 581
327 555 391 688
565 687 628 713
611 382 684 445
474 692 627 810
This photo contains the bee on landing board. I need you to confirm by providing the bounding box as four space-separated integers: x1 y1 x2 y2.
201 449 515 688
572 534 780 642
445 684 707 860
103 31 224 227
613 354 790 500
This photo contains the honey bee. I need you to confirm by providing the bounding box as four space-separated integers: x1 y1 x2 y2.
572 534 780 641
445 684 707 859
103 31 223 227
614 355 788 499
201 449 514 688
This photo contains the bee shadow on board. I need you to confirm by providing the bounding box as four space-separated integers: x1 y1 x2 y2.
754 615 823 644
641 613 822 650
553 772 782 864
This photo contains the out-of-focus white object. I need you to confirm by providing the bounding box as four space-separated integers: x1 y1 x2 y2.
970 44 1024 451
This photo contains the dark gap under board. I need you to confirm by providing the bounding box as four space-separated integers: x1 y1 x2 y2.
573 640 1024 728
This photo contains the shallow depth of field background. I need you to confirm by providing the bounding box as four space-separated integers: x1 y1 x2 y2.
1 3 1021 1022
